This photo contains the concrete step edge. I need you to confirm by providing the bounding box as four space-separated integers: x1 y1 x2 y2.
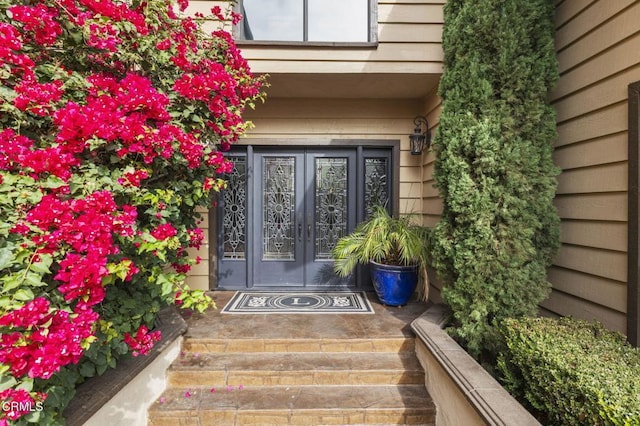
182 337 416 353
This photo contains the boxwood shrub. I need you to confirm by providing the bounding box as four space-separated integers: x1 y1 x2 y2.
498 317 640 425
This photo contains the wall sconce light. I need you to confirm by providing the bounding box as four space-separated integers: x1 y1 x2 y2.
409 115 432 155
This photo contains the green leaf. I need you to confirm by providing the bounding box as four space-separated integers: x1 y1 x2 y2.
79 362 96 378
14 288 34 301
30 254 53 274
0 247 13 270
16 377 33 392
2 275 22 293
41 175 66 189
96 363 108 376
23 409 41 423
0 369 17 392
156 274 173 296
24 272 45 287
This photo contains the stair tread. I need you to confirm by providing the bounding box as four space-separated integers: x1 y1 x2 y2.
182 336 415 353
150 384 435 413
171 351 424 372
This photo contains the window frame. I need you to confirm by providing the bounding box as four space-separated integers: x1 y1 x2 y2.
233 0 378 47
628 80 640 347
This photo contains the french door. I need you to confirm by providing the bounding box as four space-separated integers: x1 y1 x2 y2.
217 146 392 289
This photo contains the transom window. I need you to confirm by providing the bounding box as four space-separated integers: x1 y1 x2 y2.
238 0 374 43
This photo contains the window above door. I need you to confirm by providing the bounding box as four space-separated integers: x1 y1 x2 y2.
236 0 377 44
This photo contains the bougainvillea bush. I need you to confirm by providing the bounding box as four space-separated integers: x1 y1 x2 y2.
0 0 264 423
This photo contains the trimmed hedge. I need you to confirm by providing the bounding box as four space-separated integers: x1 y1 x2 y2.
498 317 640 425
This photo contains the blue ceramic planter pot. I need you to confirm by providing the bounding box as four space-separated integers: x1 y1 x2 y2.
370 260 418 306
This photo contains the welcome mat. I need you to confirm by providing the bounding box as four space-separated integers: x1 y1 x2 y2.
221 291 374 314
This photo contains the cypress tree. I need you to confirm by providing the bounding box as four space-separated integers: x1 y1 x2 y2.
431 0 560 358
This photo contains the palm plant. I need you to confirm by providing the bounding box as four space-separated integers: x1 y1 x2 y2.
333 206 430 300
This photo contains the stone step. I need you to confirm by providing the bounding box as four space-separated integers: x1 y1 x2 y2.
147 384 436 426
168 352 425 387
181 337 415 354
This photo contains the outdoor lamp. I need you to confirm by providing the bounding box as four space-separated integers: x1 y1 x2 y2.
409 115 432 155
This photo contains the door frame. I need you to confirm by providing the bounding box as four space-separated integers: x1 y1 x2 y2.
210 139 400 291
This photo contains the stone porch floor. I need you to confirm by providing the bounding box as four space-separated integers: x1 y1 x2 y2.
184 291 430 343
148 291 435 425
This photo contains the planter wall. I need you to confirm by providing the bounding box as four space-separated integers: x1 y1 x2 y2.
411 305 540 426
64 307 187 426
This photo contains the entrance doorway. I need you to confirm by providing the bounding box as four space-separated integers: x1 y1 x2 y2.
216 145 394 290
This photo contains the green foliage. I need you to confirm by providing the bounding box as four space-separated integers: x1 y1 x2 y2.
498 317 640 425
333 206 430 299
431 0 560 357
0 0 264 423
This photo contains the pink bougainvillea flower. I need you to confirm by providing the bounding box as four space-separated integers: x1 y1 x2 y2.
9 4 62 46
151 223 177 241
0 0 263 417
123 325 161 357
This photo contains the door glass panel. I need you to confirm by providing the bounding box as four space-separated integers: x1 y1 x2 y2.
222 156 246 259
364 158 389 218
315 158 348 260
263 157 296 260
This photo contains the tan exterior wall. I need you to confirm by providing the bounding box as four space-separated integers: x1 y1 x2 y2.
234 0 445 75
185 208 210 291
545 0 640 333
421 94 442 229
420 93 444 302
185 98 429 290
183 0 445 291
242 98 426 215
187 0 444 75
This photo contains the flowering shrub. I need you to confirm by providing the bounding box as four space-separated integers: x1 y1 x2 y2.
0 0 264 423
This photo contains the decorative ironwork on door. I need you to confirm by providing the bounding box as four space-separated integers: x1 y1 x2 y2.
364 157 389 218
222 156 246 259
217 147 393 289
263 157 296 260
314 158 348 260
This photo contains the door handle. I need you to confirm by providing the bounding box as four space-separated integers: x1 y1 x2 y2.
307 224 311 241
298 223 302 241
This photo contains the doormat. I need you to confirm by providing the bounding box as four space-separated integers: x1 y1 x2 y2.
221 291 374 314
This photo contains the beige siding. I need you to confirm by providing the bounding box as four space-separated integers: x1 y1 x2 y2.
419 91 443 300
420 92 442 229
242 99 425 219
185 208 210 291
546 0 640 332
241 97 426 224
236 0 445 75
187 98 428 289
